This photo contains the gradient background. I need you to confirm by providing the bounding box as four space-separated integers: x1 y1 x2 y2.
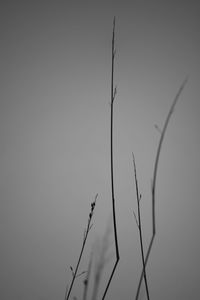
1 1 200 299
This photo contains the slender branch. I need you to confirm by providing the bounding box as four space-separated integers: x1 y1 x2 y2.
66 194 98 300
102 16 120 300
132 153 150 300
135 77 188 300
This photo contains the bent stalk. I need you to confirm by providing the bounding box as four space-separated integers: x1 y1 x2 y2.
135 77 188 300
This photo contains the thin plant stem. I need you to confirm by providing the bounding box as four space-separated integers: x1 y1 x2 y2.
66 194 98 300
132 153 150 300
102 16 120 300
135 77 188 300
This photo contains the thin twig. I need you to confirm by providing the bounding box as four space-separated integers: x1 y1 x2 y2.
102 16 120 300
135 77 188 300
132 153 150 300
66 194 98 300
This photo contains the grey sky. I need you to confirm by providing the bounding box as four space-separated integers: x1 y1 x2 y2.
1 1 200 299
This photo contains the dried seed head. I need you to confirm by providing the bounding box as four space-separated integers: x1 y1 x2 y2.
91 202 95 211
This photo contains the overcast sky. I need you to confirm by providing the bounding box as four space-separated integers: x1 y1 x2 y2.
1 1 200 300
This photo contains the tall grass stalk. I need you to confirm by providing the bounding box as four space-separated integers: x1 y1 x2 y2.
135 77 188 300
102 16 120 300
